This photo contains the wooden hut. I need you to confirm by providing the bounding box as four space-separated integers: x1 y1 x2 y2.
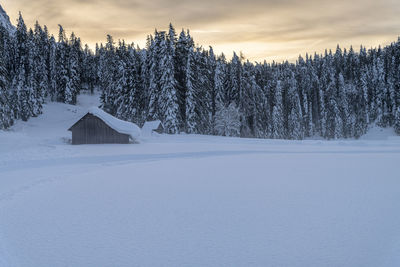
68 107 141 145
142 120 164 135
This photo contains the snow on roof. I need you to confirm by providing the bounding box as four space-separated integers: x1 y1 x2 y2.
142 120 162 134
87 107 141 139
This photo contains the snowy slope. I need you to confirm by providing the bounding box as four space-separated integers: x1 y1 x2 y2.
0 4 15 34
1 93 400 267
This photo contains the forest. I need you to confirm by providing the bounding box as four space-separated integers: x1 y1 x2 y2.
1 13 400 139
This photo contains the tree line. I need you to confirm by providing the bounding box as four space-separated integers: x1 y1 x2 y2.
1 13 400 139
0 13 93 129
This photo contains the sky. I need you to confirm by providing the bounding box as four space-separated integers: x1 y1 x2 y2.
2 0 400 62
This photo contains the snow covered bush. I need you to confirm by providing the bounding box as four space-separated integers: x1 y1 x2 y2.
214 103 241 137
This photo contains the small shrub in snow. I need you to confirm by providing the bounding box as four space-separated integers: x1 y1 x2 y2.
214 103 241 137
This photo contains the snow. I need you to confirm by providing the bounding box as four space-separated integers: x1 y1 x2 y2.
1 93 400 267
141 120 162 135
84 106 141 139
360 124 400 140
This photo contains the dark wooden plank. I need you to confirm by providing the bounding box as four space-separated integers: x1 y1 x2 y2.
71 113 130 145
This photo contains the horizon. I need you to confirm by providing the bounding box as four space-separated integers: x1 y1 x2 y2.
2 0 400 63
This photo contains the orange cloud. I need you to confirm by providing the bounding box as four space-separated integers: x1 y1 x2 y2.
2 0 400 62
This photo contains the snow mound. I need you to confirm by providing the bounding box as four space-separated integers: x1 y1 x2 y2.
142 120 162 135
87 107 141 139
360 125 399 140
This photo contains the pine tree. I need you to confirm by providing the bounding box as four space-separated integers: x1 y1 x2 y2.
354 68 369 137
48 36 57 101
55 25 69 103
33 21 48 103
228 52 242 105
272 80 285 139
185 48 197 133
196 49 213 134
337 73 349 137
394 107 400 135
159 31 179 133
373 55 386 125
65 33 80 104
114 41 129 120
214 58 226 107
240 61 260 137
0 32 12 129
26 29 39 117
287 73 303 139
14 13 32 121
147 32 160 120
100 35 117 113
325 73 342 139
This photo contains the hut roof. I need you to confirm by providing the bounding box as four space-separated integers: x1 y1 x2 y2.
70 107 141 139
142 120 163 134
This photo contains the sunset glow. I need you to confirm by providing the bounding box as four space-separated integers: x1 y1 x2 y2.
3 0 400 61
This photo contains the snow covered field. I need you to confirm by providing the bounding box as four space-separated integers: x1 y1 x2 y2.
1 93 400 267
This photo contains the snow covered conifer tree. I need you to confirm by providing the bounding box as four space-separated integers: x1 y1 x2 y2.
272 80 285 139
0 34 12 129
240 61 261 137
14 13 33 121
185 48 197 133
65 33 80 104
159 31 179 133
26 29 40 117
354 68 369 137
324 72 341 139
99 35 119 114
337 73 349 137
114 41 129 120
195 49 213 134
147 33 160 120
229 52 242 105
55 25 69 103
214 58 226 107
373 55 386 126
395 107 400 135
174 29 194 129
287 73 303 139
50 37 58 100
33 21 48 102
212 56 227 134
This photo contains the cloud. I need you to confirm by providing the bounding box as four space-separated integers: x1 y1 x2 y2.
2 0 400 61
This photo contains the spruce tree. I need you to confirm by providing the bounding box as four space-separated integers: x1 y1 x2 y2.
0 33 12 129
395 107 400 134
287 73 303 139
159 31 179 133
185 48 197 133
147 32 161 120
272 81 285 139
